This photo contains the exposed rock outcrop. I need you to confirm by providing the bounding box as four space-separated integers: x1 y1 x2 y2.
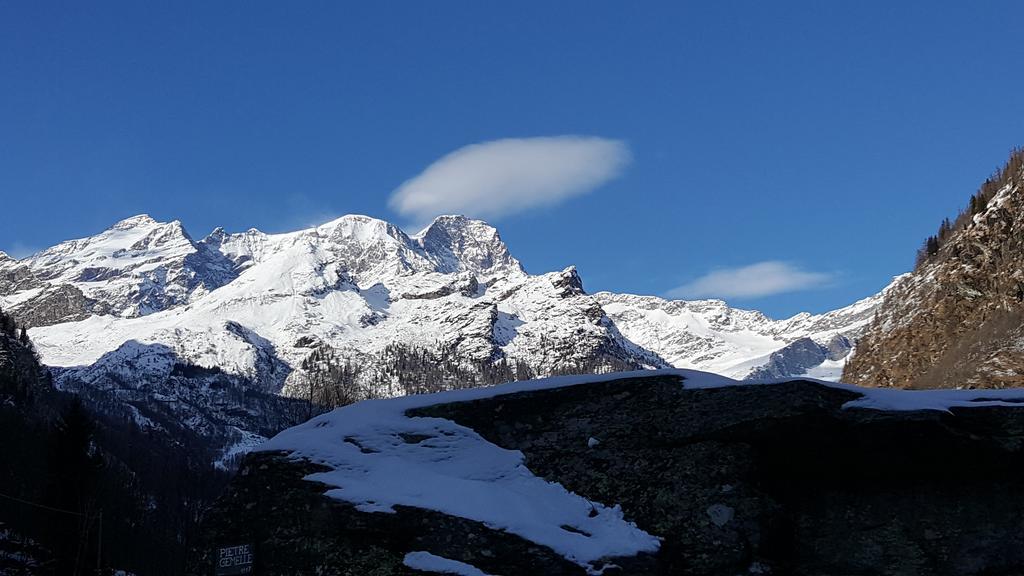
845 149 1024 388
745 335 851 380
191 373 1024 575
6 283 106 327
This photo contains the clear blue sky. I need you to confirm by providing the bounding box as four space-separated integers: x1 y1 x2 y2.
2 2 1022 317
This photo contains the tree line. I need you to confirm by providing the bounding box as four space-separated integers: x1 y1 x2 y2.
0 305 290 575
915 147 1024 268
299 340 637 411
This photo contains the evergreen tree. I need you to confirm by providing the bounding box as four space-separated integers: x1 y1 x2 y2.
48 398 101 573
0 308 15 336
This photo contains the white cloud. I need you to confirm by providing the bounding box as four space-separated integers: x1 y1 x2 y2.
666 261 833 300
389 136 630 224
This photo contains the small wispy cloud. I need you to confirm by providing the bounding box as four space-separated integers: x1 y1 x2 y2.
2 242 40 260
389 136 630 226
666 261 833 300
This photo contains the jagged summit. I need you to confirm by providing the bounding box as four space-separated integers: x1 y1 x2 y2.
415 214 524 277
317 214 409 241
198 226 229 247
16 213 229 318
193 214 522 284
110 213 160 230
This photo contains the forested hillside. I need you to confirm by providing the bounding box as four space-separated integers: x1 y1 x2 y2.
0 306 233 575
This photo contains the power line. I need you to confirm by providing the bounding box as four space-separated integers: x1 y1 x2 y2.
0 491 104 573
0 489 97 518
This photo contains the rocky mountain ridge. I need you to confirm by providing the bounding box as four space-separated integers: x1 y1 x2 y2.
1 213 888 464
845 149 1024 388
2 213 884 387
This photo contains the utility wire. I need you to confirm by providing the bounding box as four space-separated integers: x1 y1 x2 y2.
0 489 97 518
0 490 104 574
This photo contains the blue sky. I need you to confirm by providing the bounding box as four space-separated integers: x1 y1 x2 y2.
2 2 1023 317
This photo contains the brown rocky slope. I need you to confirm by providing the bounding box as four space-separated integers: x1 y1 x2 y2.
844 148 1024 388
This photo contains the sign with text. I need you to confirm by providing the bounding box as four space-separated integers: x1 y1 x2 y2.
216 543 254 575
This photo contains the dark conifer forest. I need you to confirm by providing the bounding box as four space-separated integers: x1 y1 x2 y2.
0 305 234 575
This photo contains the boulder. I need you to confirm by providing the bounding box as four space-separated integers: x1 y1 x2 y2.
190 374 1024 575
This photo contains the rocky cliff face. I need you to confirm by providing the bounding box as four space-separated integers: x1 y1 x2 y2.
845 150 1024 389
191 371 1024 576
745 334 852 380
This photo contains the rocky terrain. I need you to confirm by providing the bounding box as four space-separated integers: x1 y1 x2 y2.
845 149 1024 389
191 370 1024 576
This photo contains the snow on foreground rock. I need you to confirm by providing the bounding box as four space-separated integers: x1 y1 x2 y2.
258 372 677 574
258 368 1024 574
403 551 493 576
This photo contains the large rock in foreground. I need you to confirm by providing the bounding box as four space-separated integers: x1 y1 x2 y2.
190 371 1024 576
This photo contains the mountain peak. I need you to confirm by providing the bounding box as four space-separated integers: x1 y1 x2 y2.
550 265 586 296
111 214 160 231
415 215 523 276
424 214 473 228
317 214 410 244
201 227 228 244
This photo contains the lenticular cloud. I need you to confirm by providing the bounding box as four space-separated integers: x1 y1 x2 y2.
667 261 834 300
389 136 630 224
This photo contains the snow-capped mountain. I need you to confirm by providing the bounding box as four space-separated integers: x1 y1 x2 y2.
0 213 889 390
9 214 662 397
594 280 896 380
0 213 890 464
22 214 238 317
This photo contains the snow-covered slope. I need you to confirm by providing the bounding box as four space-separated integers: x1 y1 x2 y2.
1 213 890 401
3 215 658 397
594 280 897 379
22 214 238 318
